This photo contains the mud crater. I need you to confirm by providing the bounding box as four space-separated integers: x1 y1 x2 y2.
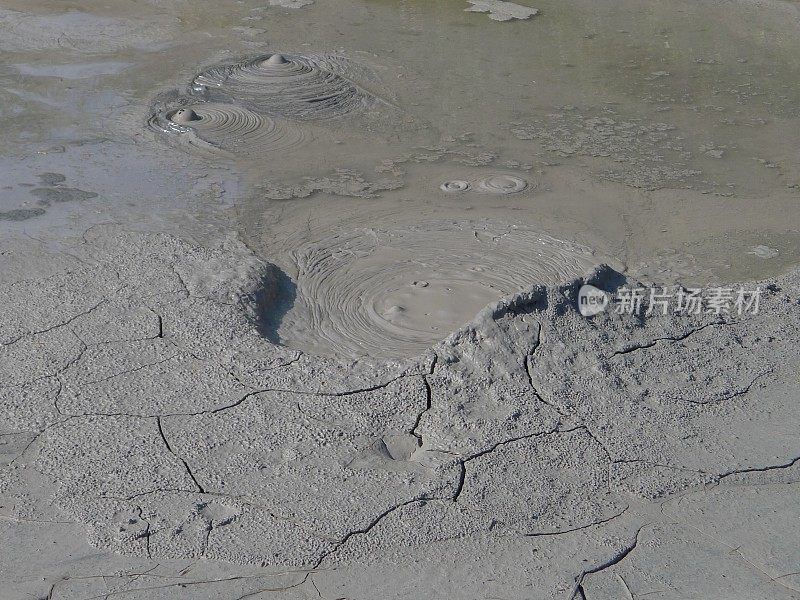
275 219 601 358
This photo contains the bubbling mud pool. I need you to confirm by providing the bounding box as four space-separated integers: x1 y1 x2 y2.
439 174 530 194
3 3 800 597
191 53 377 121
274 219 600 359
149 102 306 157
148 51 381 157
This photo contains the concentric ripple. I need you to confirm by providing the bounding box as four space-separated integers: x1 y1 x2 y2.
439 174 530 195
440 180 471 193
191 53 374 121
148 102 305 156
277 221 600 359
478 174 528 194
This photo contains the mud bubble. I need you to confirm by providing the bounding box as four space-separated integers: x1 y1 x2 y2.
439 174 529 194
440 180 471 193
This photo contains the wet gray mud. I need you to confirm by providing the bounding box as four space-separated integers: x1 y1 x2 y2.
1 0 799 599
2 228 799 599
190 53 378 121
278 220 602 357
147 51 389 157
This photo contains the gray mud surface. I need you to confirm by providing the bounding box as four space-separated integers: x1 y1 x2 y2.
1 0 799 598
2 228 799 599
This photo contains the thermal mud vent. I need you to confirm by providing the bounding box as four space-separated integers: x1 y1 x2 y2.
149 52 378 156
439 174 529 194
276 220 600 358
150 102 306 157
192 53 376 121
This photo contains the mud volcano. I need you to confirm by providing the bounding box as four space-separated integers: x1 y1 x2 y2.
148 102 305 156
191 52 375 121
277 220 600 358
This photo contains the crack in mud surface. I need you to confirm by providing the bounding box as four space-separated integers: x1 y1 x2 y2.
2 227 799 599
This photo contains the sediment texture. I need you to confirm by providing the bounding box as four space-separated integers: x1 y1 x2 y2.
148 103 307 158
278 220 598 358
191 53 376 121
2 226 798 599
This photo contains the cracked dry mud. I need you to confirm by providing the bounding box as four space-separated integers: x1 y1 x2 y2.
2 226 798 599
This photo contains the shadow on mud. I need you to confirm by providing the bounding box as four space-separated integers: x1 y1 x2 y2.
251 266 296 346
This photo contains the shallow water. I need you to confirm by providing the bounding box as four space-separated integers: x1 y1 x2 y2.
1 0 798 357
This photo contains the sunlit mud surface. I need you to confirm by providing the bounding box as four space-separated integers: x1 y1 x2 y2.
191 53 380 121
2 1 798 288
3 0 799 345
278 220 601 357
1 0 799 598
149 102 308 158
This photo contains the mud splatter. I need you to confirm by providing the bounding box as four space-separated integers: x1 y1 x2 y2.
258 169 403 200
512 109 702 189
269 0 314 7
465 0 539 22
748 245 779 259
